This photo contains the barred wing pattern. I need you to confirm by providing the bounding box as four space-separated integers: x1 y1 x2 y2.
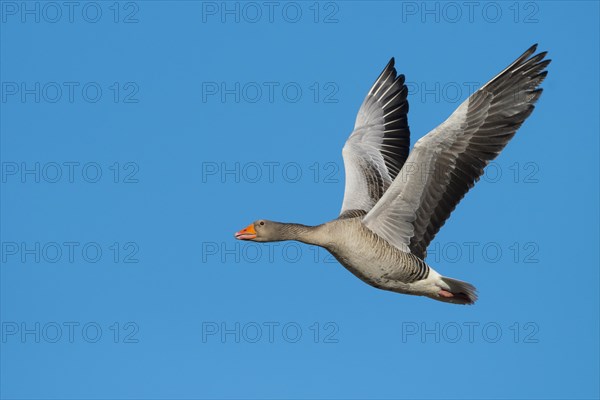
339 58 411 218
363 44 550 258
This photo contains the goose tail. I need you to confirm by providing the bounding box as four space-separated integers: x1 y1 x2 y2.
437 276 478 305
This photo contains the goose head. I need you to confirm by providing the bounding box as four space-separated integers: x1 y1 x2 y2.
234 220 279 242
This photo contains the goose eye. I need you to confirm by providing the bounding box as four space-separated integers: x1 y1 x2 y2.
260 221 265 226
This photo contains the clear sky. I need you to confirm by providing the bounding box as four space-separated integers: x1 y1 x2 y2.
1 1 599 399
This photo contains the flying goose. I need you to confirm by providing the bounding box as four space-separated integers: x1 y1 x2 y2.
235 45 549 304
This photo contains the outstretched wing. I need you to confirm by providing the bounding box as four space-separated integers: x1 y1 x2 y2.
339 58 411 218
363 44 550 257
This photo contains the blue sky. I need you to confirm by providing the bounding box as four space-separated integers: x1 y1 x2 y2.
1 1 598 399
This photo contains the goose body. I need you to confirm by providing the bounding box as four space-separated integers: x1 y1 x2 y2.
308 218 431 292
235 45 550 305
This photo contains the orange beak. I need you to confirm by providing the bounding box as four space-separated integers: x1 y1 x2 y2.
234 223 256 240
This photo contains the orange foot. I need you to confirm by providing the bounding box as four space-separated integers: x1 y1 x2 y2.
438 289 454 298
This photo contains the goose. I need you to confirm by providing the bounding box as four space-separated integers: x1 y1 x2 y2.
235 44 550 305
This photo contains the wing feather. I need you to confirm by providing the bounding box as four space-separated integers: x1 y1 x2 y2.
363 44 550 258
340 58 411 216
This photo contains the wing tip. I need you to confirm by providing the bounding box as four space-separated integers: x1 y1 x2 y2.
384 57 395 72
481 44 550 92
517 44 548 70
527 43 538 53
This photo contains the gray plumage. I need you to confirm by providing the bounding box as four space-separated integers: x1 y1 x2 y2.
363 44 549 259
235 45 550 305
340 58 410 216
